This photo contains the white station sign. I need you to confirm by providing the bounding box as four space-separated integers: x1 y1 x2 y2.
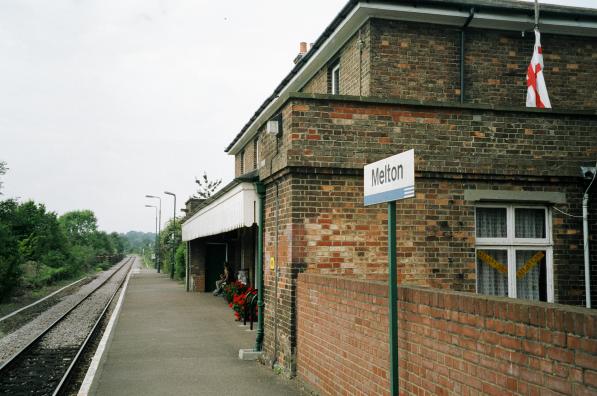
364 149 415 206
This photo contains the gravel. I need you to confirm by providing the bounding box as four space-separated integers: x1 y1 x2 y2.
0 278 93 339
0 257 134 366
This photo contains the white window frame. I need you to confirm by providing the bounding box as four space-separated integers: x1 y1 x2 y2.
331 63 340 95
475 204 554 302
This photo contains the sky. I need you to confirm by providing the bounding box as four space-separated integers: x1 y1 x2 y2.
0 0 594 233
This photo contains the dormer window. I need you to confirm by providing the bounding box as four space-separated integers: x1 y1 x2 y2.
253 139 258 170
331 63 340 95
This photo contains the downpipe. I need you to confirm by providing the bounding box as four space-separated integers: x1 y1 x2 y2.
255 182 265 350
583 193 591 308
272 181 280 369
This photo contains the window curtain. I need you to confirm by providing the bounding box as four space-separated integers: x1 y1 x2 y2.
515 208 545 238
477 250 508 296
476 208 507 238
516 250 545 301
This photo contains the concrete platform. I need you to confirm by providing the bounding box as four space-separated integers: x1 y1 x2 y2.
89 268 299 396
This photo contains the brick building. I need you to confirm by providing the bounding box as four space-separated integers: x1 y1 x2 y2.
182 1 597 394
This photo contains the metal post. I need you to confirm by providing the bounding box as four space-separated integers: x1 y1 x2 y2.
164 191 177 279
154 210 158 268
146 195 162 273
255 182 265 351
388 201 399 396
157 198 161 273
145 205 158 269
534 0 539 28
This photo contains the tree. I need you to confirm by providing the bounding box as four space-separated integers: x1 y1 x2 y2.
0 199 21 301
13 201 68 266
0 161 7 194
193 172 222 199
59 210 98 246
158 218 182 278
120 231 155 253
109 232 126 255
175 243 186 279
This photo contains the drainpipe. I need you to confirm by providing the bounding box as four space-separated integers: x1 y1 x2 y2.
460 8 475 104
272 182 280 368
186 241 190 292
581 165 596 308
255 182 266 350
583 193 591 308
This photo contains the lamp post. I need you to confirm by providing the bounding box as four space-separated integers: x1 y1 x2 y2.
145 204 158 270
146 195 162 273
164 191 177 279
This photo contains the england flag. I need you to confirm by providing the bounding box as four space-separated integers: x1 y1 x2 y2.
526 29 551 108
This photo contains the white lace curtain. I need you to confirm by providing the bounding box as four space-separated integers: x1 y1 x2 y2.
515 208 545 238
516 250 543 300
476 207 546 301
476 208 506 238
477 250 508 297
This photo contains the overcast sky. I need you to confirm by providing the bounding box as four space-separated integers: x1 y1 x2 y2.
1 0 594 233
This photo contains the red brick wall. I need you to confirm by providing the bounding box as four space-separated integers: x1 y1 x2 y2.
369 19 461 103
189 238 206 292
302 23 371 97
297 273 597 396
262 175 300 373
297 274 390 395
300 19 597 110
286 98 597 178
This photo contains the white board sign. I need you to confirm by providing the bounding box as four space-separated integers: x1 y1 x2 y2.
364 149 415 206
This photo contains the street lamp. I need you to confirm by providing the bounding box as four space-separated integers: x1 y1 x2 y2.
145 204 158 271
164 191 177 279
146 194 162 273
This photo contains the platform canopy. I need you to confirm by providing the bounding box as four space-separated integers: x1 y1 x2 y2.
182 182 259 242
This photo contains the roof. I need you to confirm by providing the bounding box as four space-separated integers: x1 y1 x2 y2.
224 0 597 155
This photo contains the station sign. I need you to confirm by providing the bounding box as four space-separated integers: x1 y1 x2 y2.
363 149 415 206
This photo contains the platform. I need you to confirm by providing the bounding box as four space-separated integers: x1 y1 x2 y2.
88 267 299 396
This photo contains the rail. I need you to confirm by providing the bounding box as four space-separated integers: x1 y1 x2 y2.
0 256 134 395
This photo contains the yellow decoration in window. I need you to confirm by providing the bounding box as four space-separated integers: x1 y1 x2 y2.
516 252 545 279
476 250 508 274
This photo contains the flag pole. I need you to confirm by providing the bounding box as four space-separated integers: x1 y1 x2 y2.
534 0 539 29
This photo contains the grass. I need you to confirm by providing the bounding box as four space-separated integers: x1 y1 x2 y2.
0 275 87 318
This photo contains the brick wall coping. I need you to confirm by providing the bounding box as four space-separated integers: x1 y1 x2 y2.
299 272 597 337
263 165 583 185
288 92 597 117
300 272 388 297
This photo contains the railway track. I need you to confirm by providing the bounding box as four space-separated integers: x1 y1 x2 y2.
0 277 92 339
0 256 135 395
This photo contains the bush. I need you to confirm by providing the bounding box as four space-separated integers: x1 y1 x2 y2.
41 250 67 269
223 280 257 321
175 243 186 279
231 287 257 321
21 263 69 289
68 244 95 274
0 255 21 302
96 261 113 271
0 223 21 302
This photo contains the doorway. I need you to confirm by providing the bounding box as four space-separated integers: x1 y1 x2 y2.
206 243 227 292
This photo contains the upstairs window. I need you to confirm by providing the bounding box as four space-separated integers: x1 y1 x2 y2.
240 150 244 175
253 139 258 170
330 62 340 95
475 204 553 302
